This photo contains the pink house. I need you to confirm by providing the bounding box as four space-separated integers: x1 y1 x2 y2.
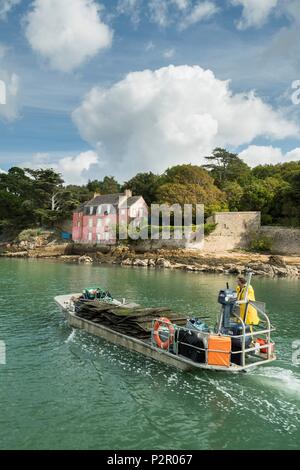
72 190 148 244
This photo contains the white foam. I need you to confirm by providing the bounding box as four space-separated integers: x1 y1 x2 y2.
65 329 76 344
254 367 300 398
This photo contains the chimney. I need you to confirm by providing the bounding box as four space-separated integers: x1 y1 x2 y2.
94 192 101 199
124 189 132 198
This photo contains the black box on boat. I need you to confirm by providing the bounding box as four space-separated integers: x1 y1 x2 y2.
228 323 252 365
177 330 205 363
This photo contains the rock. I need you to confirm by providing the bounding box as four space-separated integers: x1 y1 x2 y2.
268 255 286 268
60 255 80 262
156 258 172 268
286 266 299 278
78 255 93 264
184 265 197 271
4 251 28 258
229 266 246 275
148 259 156 267
121 258 133 266
270 265 298 278
272 266 288 277
133 259 148 267
213 266 225 273
247 263 275 276
111 246 131 256
172 263 187 269
252 270 270 276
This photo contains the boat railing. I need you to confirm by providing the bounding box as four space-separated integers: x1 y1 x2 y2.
151 302 275 368
150 319 209 358
231 300 276 366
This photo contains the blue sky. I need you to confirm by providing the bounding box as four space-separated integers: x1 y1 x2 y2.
0 0 300 183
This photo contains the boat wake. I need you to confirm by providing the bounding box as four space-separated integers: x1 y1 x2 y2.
253 366 300 398
65 329 76 344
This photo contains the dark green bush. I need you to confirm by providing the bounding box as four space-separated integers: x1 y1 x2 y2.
204 223 217 236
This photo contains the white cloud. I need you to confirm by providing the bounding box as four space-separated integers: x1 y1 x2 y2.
0 43 8 58
116 0 216 29
231 0 278 30
23 151 99 185
24 0 113 72
171 0 189 9
72 65 298 179
0 71 20 120
264 0 300 76
145 41 155 51
163 48 175 58
180 1 219 30
0 0 20 20
285 148 300 160
0 168 7 173
116 0 141 25
149 0 169 27
239 145 300 166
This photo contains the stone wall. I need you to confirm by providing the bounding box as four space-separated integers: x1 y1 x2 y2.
204 212 261 252
131 237 204 253
260 226 300 255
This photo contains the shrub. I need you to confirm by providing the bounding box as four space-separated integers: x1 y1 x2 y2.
204 223 217 236
17 228 43 242
249 235 273 253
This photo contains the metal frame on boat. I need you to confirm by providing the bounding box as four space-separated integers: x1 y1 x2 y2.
55 289 276 373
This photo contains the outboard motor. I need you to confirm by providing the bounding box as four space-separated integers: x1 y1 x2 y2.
217 284 238 331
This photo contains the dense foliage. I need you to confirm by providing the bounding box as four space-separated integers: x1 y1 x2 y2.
1 148 300 236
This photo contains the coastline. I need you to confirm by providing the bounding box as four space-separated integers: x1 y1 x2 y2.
1 241 300 278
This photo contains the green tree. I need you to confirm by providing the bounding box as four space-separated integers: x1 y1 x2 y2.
156 164 227 217
0 167 65 232
239 176 288 224
24 168 64 226
87 176 121 195
123 172 161 206
222 181 244 211
203 148 251 187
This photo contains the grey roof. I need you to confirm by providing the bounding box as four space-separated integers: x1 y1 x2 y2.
85 193 125 207
76 193 147 214
119 196 143 208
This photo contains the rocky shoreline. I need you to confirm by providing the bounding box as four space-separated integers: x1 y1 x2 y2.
1 236 300 278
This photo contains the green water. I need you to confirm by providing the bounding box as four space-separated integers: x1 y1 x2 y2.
0 258 299 450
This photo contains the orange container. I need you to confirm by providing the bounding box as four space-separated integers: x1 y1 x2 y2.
256 338 268 354
207 335 231 367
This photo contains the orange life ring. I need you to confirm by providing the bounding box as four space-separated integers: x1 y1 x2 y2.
153 317 175 350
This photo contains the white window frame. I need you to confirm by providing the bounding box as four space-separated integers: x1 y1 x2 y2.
88 232 92 242
88 217 93 228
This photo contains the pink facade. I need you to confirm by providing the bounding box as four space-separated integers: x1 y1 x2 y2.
72 192 148 244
